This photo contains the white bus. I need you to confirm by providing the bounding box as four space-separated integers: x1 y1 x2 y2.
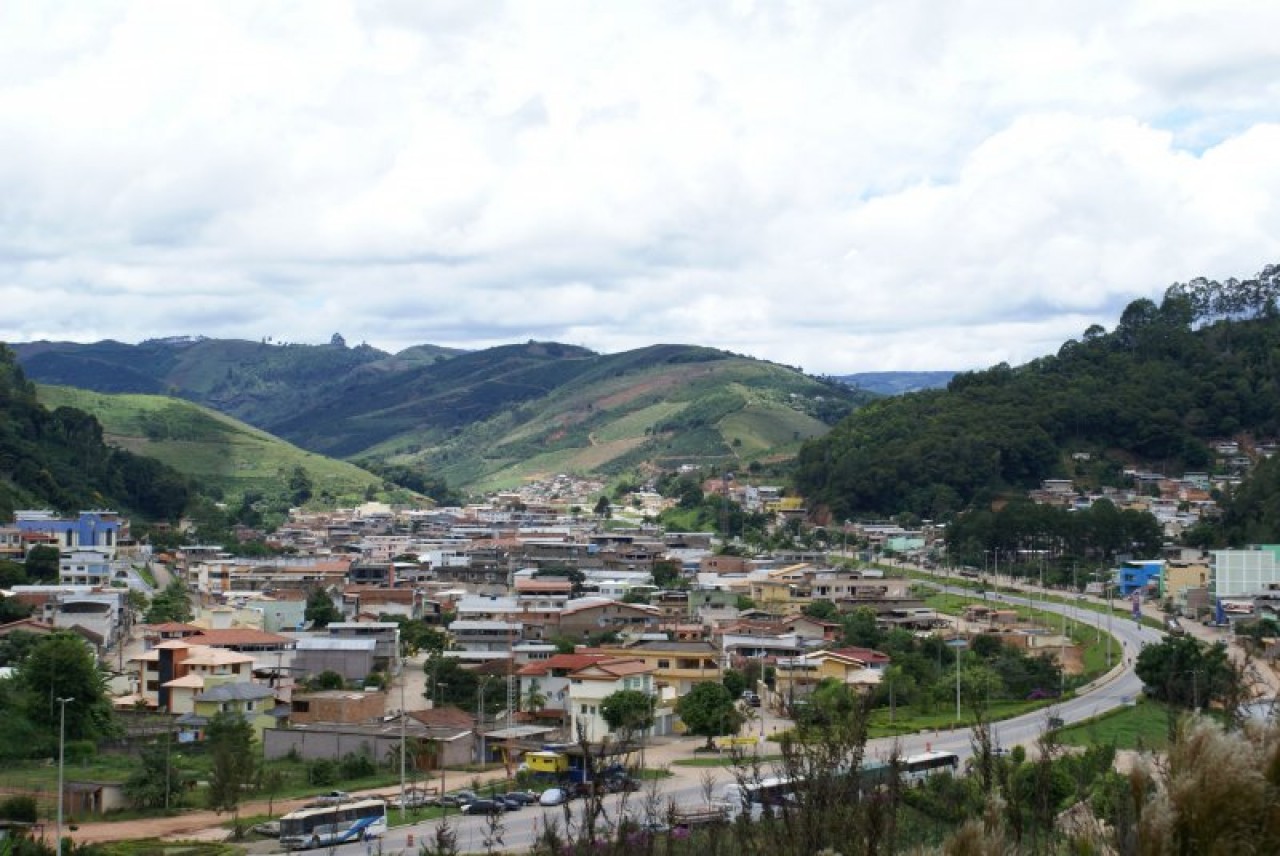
720 774 801 812
902 750 960 782
279 798 388 850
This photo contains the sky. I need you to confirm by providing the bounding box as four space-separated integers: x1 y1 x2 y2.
2 1 1280 375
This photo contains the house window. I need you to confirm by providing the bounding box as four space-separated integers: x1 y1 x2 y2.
657 660 670 669
246 701 254 711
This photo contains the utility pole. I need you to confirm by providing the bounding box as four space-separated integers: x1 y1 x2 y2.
437 682 449 810
476 677 490 766
399 670 406 822
1106 575 1114 670
954 642 962 722
56 697 73 856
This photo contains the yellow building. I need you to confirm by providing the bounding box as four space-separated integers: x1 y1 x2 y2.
1162 561 1210 601
597 640 721 696
190 681 279 739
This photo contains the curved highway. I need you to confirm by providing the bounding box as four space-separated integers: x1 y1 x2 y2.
315 580 1162 854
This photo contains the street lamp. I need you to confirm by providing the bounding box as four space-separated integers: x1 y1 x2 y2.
56 697 73 856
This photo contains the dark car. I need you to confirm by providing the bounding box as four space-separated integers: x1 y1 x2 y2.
460 799 503 815
502 791 539 805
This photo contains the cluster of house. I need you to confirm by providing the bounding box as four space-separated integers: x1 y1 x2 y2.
29 497 1280 790
1028 437 1280 540
0 510 142 658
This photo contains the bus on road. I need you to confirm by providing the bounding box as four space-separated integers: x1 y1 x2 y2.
279 797 388 850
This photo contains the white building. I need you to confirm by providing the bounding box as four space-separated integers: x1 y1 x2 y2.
1210 548 1280 598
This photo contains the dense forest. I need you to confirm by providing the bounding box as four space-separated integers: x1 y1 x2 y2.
0 345 190 521
796 263 1280 520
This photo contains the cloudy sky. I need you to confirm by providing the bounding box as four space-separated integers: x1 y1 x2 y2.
2 1 1279 374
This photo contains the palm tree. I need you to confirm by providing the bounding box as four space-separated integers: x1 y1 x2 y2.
523 682 547 717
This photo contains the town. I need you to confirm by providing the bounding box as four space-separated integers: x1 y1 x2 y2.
2 463 1278 852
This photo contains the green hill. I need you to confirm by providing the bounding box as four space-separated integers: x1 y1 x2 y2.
368 345 863 492
0 345 190 521
795 262 1280 520
34 386 384 508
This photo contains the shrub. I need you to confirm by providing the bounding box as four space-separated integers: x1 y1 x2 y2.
307 758 338 787
339 752 376 780
0 795 38 823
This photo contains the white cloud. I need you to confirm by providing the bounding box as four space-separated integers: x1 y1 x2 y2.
1 1 1279 372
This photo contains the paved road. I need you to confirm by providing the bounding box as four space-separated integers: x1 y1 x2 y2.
312 581 1159 855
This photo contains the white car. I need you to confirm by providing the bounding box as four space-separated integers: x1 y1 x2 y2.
538 788 568 806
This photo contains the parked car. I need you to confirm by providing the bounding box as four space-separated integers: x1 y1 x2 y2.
741 691 761 707
460 799 503 815
389 788 435 809
539 787 569 806
502 791 539 805
252 821 280 838
313 790 351 805
438 790 480 807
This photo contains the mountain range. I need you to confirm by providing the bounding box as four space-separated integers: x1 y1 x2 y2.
12 338 874 494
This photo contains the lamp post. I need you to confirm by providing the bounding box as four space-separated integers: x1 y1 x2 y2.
56 697 73 856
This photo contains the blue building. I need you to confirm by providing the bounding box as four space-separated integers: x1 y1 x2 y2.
14 510 128 557
1116 560 1163 597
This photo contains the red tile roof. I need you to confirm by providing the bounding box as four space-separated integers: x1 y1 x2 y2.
182 629 295 647
823 646 891 664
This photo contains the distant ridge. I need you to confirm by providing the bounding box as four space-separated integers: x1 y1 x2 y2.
837 371 956 395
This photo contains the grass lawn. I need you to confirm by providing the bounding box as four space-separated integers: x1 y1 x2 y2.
672 754 785 768
923 590 1117 684
1053 697 1179 750
865 697 1061 738
899 567 1164 631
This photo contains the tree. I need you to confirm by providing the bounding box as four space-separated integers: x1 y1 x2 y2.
15 633 115 743
144 579 192 624
23 545 59 583
1135 636 1241 712
304 587 341 628
124 742 187 809
802 600 839 621
381 615 447 657
206 711 258 827
593 495 612 519
309 670 346 691
599 689 655 742
522 681 547 716
0 593 32 624
650 559 682 589
721 668 747 699
0 629 40 668
675 682 741 749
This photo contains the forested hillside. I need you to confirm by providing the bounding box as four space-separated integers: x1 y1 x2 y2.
796 263 1280 519
0 345 190 520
